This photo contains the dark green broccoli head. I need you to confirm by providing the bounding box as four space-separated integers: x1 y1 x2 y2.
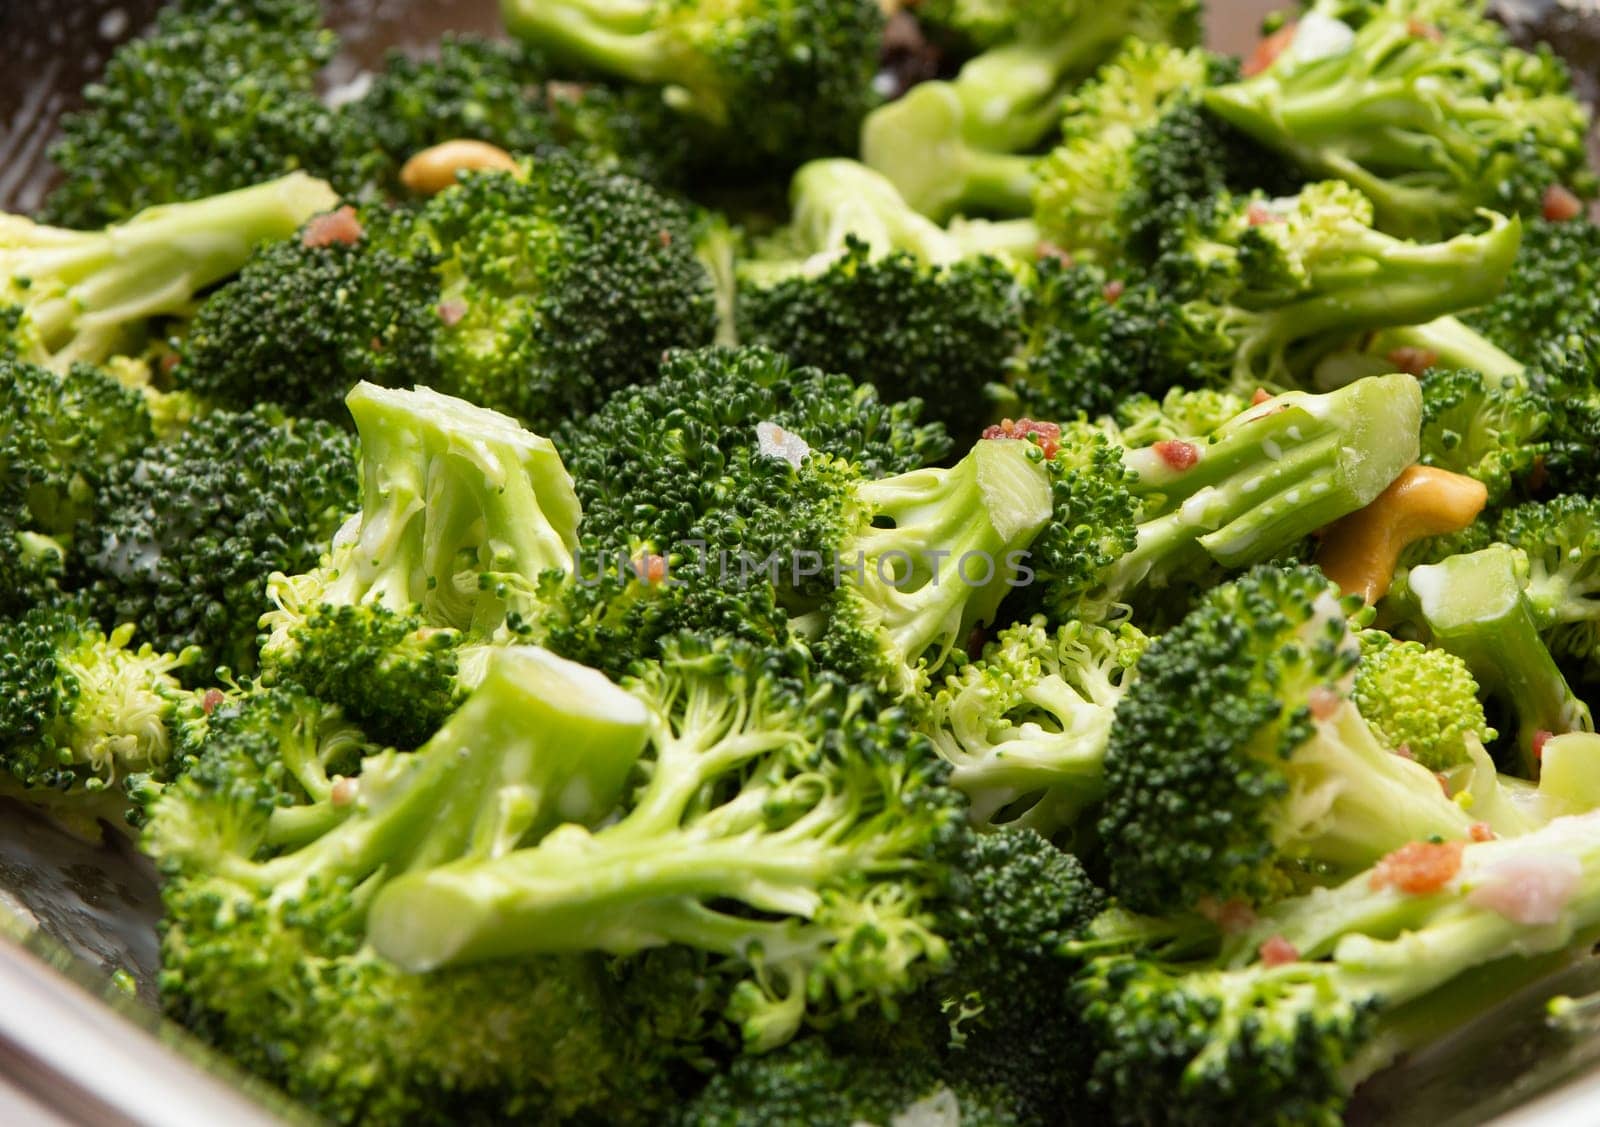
40 0 365 228
737 240 1025 439
1462 217 1600 364
409 158 716 430
1099 564 1473 911
76 407 358 680
1417 367 1550 503
350 34 693 192
177 210 444 422
1493 494 1600 669
500 0 885 173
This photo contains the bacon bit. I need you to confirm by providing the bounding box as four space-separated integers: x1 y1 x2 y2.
657 229 673 248
301 205 363 248
1370 839 1465 895
1242 23 1299 77
966 625 988 661
1259 935 1300 967
1035 241 1074 266
369 336 385 353
1251 387 1274 406
1385 346 1439 376
330 776 359 807
1470 822 1495 843
158 352 180 377
1527 455 1549 495
1406 17 1443 40
544 80 589 103
982 418 1062 460
1435 771 1451 796
437 300 467 327
1152 439 1199 472
201 688 225 715
632 553 669 584
1395 743 1415 760
1542 184 1584 222
1196 896 1258 935
1534 729 1555 761
1102 279 1126 303
1308 685 1342 721
1246 201 1283 226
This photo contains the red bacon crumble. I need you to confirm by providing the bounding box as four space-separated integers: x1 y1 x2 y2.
301 206 363 248
1534 729 1554 761
1036 241 1074 266
1470 822 1495 843
1406 18 1442 40
657 229 674 248
982 418 1062 460
1153 440 1199 472
201 688 225 715
1542 184 1583 222
1370 840 1465 895
437 300 467 327
1386 346 1439 376
1196 897 1259 935
1259 935 1300 967
1246 201 1283 226
1308 685 1341 721
633 553 669 584
1242 23 1298 77
1251 387 1274 406
1435 771 1451 796
1102 279 1126 303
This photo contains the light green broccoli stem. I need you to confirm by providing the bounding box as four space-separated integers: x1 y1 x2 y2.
1409 546 1595 776
846 438 1053 690
267 383 580 644
498 0 723 121
1109 373 1420 596
1367 316 1525 380
1 173 337 370
256 647 648 902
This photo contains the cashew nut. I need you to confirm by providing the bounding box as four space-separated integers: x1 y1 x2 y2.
399 140 519 196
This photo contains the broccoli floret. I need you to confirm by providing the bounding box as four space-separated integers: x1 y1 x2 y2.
1399 545 1593 776
1077 807 1600 1123
3 174 338 371
1353 630 1495 770
147 650 676 1124
1203 0 1593 238
1415 367 1549 502
40 0 363 228
349 34 692 193
176 208 443 421
76 406 358 680
1030 41 1217 260
402 156 716 430
366 635 961 1052
0 601 198 804
736 161 1029 436
261 383 580 739
544 346 948 679
860 0 1201 221
499 0 884 172
1099 564 1477 912
1111 385 1249 447
1030 374 1422 626
925 616 1148 837
1490 496 1600 673
1461 217 1600 363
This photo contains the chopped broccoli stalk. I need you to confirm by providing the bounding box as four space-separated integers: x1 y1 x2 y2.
1492 495 1600 671
811 437 1054 694
2 174 337 370
925 615 1148 836
1202 0 1593 238
1406 545 1594 776
0 603 198 804
1353 631 1495 771
368 636 959 1051
144 651 664 1123
498 0 884 169
1100 564 1477 912
861 0 1201 221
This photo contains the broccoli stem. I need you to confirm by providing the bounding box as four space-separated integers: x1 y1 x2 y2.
1369 316 1526 380
256 647 648 901
1410 546 1595 775
1111 373 1420 592
5 173 337 368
